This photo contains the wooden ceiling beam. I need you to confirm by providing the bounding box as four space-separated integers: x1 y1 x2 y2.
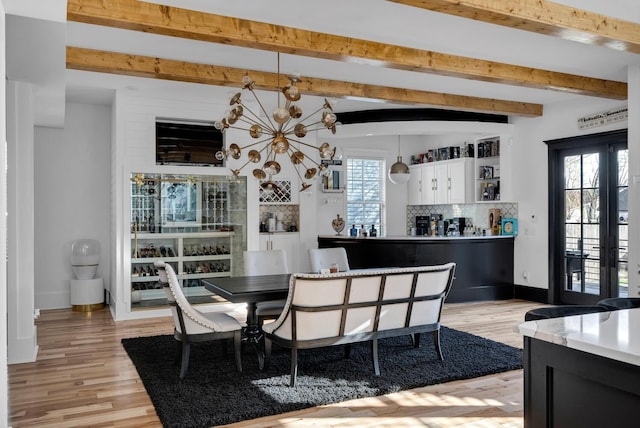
389 0 640 54
67 0 627 100
66 47 543 117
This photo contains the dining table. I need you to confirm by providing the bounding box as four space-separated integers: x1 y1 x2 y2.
202 274 291 369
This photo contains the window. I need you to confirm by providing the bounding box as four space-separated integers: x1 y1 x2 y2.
346 157 385 234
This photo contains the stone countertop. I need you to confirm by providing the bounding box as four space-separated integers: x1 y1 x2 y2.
318 235 514 240
515 308 640 366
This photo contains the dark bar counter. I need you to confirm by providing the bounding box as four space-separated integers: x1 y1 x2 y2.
318 235 514 303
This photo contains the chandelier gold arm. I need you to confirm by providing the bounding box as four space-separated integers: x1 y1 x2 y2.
285 136 332 158
216 55 337 191
233 100 273 131
247 87 278 131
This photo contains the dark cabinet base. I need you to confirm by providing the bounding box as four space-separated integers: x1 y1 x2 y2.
318 236 514 302
524 337 640 428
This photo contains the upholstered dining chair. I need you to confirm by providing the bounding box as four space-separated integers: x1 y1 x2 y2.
309 247 417 349
155 260 242 379
243 250 289 326
309 247 350 273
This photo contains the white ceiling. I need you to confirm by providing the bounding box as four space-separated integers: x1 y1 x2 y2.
6 0 640 124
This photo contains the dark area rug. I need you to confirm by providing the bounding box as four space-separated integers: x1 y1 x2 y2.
122 327 522 428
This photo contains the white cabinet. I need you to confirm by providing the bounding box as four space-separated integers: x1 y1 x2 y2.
447 159 472 203
408 159 473 205
127 173 247 313
408 165 423 205
259 232 300 272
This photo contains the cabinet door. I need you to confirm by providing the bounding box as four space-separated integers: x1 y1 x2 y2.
259 234 271 251
447 160 467 203
422 164 436 205
259 233 300 272
408 166 423 205
269 234 298 272
408 160 471 205
433 163 449 204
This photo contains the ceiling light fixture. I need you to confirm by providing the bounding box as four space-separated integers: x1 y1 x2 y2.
388 135 410 184
214 53 340 191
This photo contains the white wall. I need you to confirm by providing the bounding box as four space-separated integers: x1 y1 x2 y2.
34 102 112 309
320 122 515 239
315 134 422 238
627 64 640 297
0 0 9 423
511 97 629 291
39 92 630 321
111 92 237 319
7 80 37 363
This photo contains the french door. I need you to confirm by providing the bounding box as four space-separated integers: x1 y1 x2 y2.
547 130 628 305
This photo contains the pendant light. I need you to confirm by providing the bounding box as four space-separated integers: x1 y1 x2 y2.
388 135 410 184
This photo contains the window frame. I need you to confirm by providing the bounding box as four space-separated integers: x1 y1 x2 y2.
344 151 386 236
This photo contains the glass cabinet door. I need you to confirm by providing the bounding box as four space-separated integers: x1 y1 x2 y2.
130 173 247 309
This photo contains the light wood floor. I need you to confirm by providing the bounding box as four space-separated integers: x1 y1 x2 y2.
9 299 544 428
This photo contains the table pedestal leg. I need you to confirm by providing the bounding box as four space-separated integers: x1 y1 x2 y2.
242 302 265 369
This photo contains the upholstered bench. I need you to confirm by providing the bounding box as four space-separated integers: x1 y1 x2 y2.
262 263 456 386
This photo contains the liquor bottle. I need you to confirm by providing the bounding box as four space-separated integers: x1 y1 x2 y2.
350 224 358 237
360 224 367 237
370 224 377 237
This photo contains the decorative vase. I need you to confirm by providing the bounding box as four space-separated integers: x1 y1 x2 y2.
331 214 345 235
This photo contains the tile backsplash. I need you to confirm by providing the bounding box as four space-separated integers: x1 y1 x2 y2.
259 204 300 231
406 203 518 235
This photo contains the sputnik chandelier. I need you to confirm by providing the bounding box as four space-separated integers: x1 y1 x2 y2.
214 54 339 191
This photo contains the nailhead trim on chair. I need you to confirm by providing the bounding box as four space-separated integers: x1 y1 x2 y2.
155 260 230 331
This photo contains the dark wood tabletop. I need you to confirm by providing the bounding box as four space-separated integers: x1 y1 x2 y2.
202 274 291 304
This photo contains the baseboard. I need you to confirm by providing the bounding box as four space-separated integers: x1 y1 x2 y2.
35 290 71 310
514 285 548 303
8 334 38 364
446 283 514 303
445 284 549 304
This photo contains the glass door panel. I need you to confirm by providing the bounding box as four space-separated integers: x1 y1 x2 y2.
617 149 629 297
548 130 627 305
563 153 601 296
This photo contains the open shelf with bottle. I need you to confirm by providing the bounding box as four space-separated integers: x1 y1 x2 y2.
321 159 343 193
475 136 502 202
130 231 234 308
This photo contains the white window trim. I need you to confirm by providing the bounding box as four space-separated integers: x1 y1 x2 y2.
343 150 387 236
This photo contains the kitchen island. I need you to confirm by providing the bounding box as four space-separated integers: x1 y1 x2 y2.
318 235 514 302
516 309 640 427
